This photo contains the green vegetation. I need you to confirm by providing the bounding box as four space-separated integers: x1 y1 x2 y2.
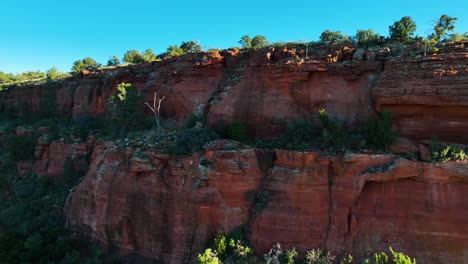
320 30 346 43
364 111 398 152
355 29 384 47
162 40 203 57
253 109 397 154
198 234 417 264
123 49 159 64
239 35 253 48
303 248 336 263
247 188 269 213
106 82 152 137
71 57 101 73
198 232 254 264
7 135 36 162
123 49 146 63
46 66 70 80
173 128 220 154
238 35 270 48
430 14 458 42
107 56 121 66
0 139 119 264
180 40 203 52
275 118 319 150
166 45 185 56
389 16 417 43
226 121 248 142
0 14 464 87
318 109 347 153
429 136 467 162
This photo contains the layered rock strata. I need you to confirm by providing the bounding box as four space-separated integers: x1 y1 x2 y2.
64 144 468 263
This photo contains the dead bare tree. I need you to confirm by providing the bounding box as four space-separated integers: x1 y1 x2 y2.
145 92 166 137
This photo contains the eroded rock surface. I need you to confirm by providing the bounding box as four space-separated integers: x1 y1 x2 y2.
64 145 468 263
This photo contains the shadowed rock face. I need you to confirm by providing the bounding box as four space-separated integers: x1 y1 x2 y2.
64 144 468 264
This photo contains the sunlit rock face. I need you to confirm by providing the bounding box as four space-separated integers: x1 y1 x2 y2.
2 41 468 264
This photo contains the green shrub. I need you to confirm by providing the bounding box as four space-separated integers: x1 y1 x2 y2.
197 248 220 264
284 248 298 264
173 128 220 154
8 135 36 162
429 136 466 162
303 248 335 264
364 110 398 152
213 233 227 257
185 114 207 128
320 30 345 43
71 57 101 73
226 121 248 142
277 118 319 150
246 189 269 213
106 83 152 137
318 109 347 153
389 247 416 264
361 247 416 264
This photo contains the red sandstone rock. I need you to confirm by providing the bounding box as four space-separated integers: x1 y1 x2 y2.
373 49 468 143
418 143 431 161
388 137 418 154
63 145 468 264
33 139 92 179
3 45 467 142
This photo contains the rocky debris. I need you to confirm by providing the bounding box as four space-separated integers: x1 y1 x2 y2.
389 137 419 154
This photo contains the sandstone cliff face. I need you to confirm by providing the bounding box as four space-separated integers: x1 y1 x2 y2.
0 46 382 139
2 42 468 263
64 144 468 264
2 43 467 141
373 43 468 142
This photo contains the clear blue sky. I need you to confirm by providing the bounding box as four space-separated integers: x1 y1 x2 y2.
2 0 467 73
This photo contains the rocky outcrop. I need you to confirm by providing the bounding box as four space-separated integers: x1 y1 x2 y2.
64 144 468 263
0 47 382 138
2 43 468 141
2 42 468 263
64 143 270 263
373 43 468 143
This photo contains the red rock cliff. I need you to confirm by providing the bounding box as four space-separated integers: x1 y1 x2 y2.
2 43 467 141
2 42 468 264
64 144 468 263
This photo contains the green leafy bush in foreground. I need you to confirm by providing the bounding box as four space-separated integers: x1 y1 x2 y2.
198 232 417 264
